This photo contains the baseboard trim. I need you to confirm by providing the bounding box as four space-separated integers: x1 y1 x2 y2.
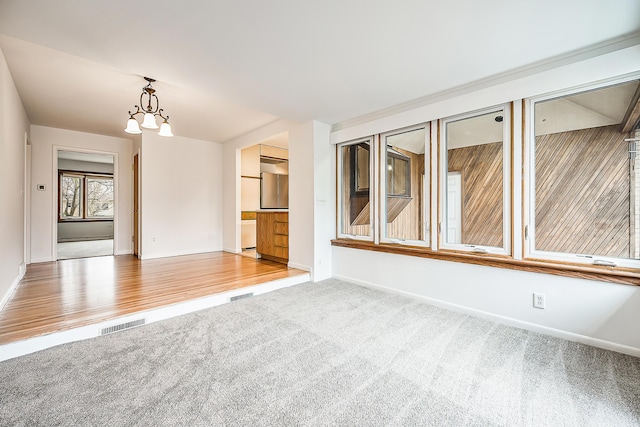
333 274 640 358
288 262 311 272
223 247 241 254
0 263 26 312
140 248 223 260
0 272 310 362
30 257 55 264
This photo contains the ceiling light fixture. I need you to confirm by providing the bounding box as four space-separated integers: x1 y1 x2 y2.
124 77 173 137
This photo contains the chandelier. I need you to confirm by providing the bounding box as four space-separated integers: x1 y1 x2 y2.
124 77 173 137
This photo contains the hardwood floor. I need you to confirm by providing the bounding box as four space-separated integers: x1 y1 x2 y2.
0 252 307 345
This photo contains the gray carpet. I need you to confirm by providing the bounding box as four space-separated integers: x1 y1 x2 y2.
57 239 114 260
1 279 638 426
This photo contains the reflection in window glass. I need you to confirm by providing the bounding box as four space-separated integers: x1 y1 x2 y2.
445 109 507 250
339 140 372 237
383 127 427 243
532 80 640 262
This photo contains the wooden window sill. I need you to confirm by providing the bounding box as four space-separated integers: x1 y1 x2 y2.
331 239 640 286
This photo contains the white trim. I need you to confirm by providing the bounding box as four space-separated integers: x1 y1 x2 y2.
24 132 30 265
139 248 224 260
511 99 524 260
29 257 55 264
287 261 311 272
372 134 380 244
0 273 310 362
333 274 640 358
430 121 439 250
0 264 26 312
52 146 119 260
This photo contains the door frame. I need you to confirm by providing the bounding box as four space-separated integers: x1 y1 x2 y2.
133 152 140 257
52 146 119 260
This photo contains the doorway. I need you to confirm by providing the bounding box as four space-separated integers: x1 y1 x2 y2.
56 150 115 260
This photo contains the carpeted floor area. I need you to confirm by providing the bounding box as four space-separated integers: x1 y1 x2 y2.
57 239 114 260
0 279 638 426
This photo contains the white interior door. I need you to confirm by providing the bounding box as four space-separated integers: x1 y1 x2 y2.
447 172 462 244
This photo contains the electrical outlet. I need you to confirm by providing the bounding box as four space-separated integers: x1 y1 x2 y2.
533 293 545 309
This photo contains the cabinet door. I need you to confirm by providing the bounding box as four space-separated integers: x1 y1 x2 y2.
241 145 261 177
256 214 274 255
241 177 260 211
273 245 289 259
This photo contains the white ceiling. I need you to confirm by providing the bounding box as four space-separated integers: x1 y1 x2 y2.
0 0 639 143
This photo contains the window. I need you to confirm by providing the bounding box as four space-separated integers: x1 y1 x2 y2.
332 73 640 285
338 138 374 239
441 106 511 255
386 150 410 197
527 79 640 268
59 171 114 221
381 125 429 245
60 174 84 219
86 177 114 218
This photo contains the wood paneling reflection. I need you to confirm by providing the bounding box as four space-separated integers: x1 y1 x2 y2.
535 125 630 258
448 141 504 247
386 149 425 240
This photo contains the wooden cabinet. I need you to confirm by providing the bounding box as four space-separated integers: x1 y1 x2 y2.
256 212 288 264
241 145 261 177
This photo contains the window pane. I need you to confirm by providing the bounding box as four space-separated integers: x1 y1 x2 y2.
87 177 114 218
339 141 372 237
445 110 505 248
533 80 640 260
60 175 83 219
384 128 427 242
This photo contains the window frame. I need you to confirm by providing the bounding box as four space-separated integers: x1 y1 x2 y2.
379 124 430 247
337 137 376 241
331 74 640 286
524 75 640 270
439 104 512 256
58 170 114 222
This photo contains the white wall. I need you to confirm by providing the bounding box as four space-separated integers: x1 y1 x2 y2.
288 122 314 272
333 247 640 355
140 132 223 259
30 126 132 262
0 47 30 308
58 159 114 174
288 121 334 279
330 43 640 355
58 222 114 242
